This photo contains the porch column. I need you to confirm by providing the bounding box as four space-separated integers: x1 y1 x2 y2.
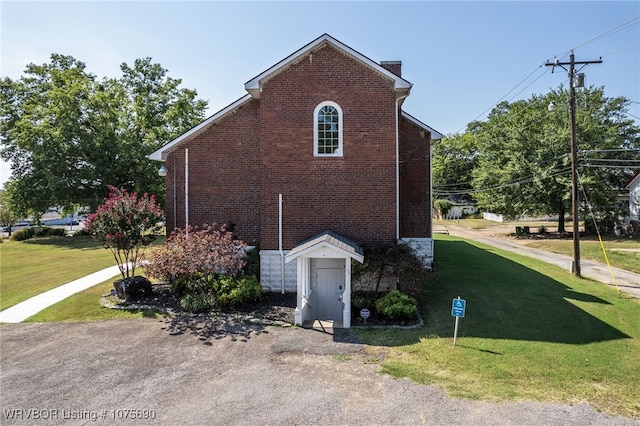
294 257 304 326
343 259 352 328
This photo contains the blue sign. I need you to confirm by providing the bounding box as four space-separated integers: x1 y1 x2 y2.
451 298 466 318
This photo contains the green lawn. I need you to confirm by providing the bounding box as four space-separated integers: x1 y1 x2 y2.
25 279 158 322
520 238 640 274
0 237 117 310
434 218 640 274
0 236 164 310
356 234 640 419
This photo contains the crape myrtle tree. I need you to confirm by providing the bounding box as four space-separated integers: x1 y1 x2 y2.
85 186 163 279
470 86 639 233
0 54 207 218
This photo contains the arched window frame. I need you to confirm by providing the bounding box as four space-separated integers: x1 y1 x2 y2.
313 101 343 157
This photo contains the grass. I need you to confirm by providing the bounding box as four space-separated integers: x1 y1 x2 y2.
0 235 165 311
24 278 159 322
520 238 640 275
0 236 117 310
434 218 640 274
356 234 640 419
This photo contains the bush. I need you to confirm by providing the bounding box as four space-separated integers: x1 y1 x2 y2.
10 227 35 241
32 226 65 237
351 291 379 311
173 273 216 313
214 275 262 309
353 242 429 295
73 228 92 237
375 290 418 322
145 224 247 284
173 274 262 313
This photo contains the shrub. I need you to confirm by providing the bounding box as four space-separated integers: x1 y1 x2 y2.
10 227 35 241
353 242 429 295
375 290 418 322
85 186 163 279
73 228 92 237
180 291 215 313
351 291 379 311
32 226 65 237
172 274 262 313
214 275 262 309
145 224 247 285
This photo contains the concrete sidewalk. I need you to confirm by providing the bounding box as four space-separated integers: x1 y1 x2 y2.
445 225 640 299
0 265 123 323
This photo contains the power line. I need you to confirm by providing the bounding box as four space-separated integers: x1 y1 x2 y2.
601 41 640 58
561 16 640 56
452 17 639 136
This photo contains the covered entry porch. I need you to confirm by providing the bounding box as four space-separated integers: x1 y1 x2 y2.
284 231 364 329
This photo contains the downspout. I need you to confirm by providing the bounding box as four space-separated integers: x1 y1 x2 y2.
429 139 434 240
395 99 400 240
185 148 189 232
279 194 285 294
429 135 435 266
173 155 177 230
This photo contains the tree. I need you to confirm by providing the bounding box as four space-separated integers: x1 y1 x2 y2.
470 86 639 232
0 191 19 236
85 186 163 279
0 54 207 215
432 131 479 200
433 199 453 219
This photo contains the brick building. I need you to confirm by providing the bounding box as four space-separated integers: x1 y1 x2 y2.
149 34 442 327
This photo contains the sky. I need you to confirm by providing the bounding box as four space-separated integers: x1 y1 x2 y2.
1 1 639 189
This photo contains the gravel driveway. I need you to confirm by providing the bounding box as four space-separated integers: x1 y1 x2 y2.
1 318 637 425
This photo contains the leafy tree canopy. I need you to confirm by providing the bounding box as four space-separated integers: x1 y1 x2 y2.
432 131 478 201
0 54 207 217
434 86 639 231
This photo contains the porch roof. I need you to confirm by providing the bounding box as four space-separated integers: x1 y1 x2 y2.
285 230 364 263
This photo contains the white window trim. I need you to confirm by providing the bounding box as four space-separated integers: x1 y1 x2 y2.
313 101 343 157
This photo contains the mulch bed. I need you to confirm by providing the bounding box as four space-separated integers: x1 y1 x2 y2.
104 284 421 329
103 283 297 324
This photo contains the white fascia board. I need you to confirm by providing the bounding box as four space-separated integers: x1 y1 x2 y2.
285 242 364 264
148 94 253 161
625 172 640 189
245 33 412 99
401 111 444 141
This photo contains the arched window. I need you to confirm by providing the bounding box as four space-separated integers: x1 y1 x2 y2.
314 101 343 156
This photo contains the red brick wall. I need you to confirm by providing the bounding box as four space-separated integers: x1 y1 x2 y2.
164 100 260 245
257 44 399 249
163 43 415 249
399 116 432 237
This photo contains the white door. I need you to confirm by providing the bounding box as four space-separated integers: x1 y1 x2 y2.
312 259 345 321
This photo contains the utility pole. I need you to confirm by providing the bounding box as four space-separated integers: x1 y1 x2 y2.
545 51 602 277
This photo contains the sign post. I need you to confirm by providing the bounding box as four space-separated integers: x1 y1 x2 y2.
451 297 466 346
360 308 370 324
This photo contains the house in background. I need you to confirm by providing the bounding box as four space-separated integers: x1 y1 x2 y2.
440 194 478 220
149 34 442 328
626 171 640 221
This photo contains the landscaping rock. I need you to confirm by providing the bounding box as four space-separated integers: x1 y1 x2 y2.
113 276 152 302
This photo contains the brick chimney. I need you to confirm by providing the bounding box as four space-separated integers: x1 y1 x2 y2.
380 61 402 77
